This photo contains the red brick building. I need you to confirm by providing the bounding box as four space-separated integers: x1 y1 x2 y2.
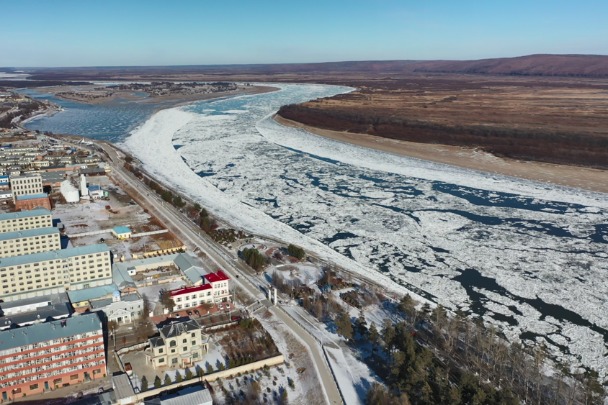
14 193 52 211
0 313 106 401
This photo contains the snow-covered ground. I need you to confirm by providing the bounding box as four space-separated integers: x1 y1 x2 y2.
121 83 608 378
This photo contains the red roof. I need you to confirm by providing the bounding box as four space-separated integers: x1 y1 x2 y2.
170 284 212 297
205 270 230 283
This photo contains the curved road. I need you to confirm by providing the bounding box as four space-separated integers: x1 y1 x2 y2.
95 140 343 405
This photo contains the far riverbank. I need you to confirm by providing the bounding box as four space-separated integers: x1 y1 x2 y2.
274 115 608 194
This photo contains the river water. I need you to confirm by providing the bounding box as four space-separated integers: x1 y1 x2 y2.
23 83 608 375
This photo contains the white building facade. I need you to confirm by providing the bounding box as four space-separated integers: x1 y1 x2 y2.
9 173 43 202
0 208 52 233
0 227 61 258
170 270 231 311
0 244 112 302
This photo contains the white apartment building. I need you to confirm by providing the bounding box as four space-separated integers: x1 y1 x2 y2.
0 208 52 233
145 319 209 369
0 244 112 302
0 227 60 258
170 270 231 311
9 173 43 202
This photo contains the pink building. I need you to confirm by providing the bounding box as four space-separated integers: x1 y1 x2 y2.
0 313 106 401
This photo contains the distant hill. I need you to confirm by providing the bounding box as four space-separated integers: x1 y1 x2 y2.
20 54 608 81
406 54 608 77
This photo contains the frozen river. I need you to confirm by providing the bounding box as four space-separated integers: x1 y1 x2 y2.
25 83 608 376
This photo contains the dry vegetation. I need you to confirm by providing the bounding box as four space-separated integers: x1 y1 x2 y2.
278 75 608 168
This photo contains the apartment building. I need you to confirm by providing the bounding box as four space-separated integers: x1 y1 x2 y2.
145 319 209 369
0 208 52 233
0 227 61 258
0 244 112 302
9 173 43 202
0 312 106 401
170 270 231 311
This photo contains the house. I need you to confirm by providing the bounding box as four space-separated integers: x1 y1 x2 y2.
112 226 132 240
145 319 209 369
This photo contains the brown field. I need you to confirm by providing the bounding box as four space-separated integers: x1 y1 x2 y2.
277 75 608 170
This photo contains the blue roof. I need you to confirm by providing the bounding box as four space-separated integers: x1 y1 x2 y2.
0 244 109 268
88 185 101 191
0 226 59 241
0 208 51 221
113 226 131 234
67 284 119 303
16 193 48 201
0 312 102 352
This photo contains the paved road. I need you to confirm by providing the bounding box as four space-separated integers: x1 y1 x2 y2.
95 141 344 405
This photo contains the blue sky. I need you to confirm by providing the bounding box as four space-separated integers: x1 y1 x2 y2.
1 0 607 67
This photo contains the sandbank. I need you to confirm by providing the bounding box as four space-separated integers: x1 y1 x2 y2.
275 115 608 194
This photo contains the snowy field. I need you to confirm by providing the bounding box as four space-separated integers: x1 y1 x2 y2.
122 83 608 377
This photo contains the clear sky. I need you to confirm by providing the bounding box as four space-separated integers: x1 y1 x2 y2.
2 0 607 67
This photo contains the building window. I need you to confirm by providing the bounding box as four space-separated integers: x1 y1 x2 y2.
30 384 38 390
70 374 78 380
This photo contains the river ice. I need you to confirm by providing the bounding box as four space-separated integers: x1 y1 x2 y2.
121 83 608 377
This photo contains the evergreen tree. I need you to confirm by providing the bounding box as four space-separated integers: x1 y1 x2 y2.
140 375 148 392
368 322 380 347
154 375 162 388
184 367 193 380
174 370 182 383
164 374 172 386
195 364 204 377
356 309 368 338
336 311 353 340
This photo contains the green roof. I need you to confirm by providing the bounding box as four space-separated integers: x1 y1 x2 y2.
0 226 59 241
67 283 119 303
113 226 131 234
0 244 109 268
16 193 48 201
0 312 102 352
0 208 51 222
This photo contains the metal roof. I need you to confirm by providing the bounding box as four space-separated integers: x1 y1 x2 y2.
159 387 213 405
159 319 201 339
0 243 109 268
205 270 229 283
66 283 119 303
112 373 135 400
0 208 51 222
0 226 59 241
113 226 131 234
0 312 102 352
170 284 211 297
16 193 48 200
